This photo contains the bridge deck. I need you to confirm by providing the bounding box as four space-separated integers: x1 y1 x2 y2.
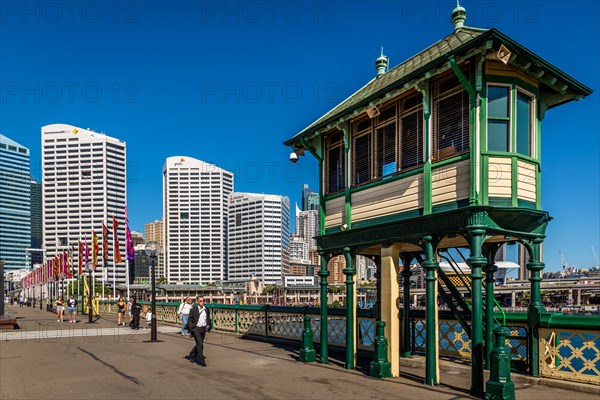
1 305 597 400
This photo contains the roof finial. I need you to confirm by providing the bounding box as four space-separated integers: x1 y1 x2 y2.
375 47 388 77
451 0 466 31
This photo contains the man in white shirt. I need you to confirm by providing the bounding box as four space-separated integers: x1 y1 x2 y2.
178 297 192 335
185 296 211 366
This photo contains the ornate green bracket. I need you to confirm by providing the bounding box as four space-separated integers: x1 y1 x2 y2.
299 316 316 363
485 326 515 400
370 321 392 378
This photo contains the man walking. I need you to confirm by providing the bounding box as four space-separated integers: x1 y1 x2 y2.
178 297 192 335
186 296 211 366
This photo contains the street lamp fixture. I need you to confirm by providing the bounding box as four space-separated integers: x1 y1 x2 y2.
144 241 161 342
85 261 95 324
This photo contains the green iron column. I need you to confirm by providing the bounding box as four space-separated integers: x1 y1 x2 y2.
467 212 488 397
421 236 439 385
484 245 500 370
373 256 381 321
401 254 413 358
318 251 331 364
343 247 356 369
526 239 546 377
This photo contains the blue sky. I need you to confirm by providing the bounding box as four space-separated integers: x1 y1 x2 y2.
1 1 598 271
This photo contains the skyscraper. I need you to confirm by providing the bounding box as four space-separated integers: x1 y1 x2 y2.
41 124 127 282
144 219 165 278
30 178 43 265
0 134 31 270
228 193 290 284
301 184 319 211
163 156 233 284
296 209 319 249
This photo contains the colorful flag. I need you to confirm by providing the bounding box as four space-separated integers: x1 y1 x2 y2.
113 215 122 264
125 207 134 262
92 229 99 269
63 250 69 278
102 223 109 266
53 256 59 279
85 234 90 264
78 241 84 275
67 247 74 278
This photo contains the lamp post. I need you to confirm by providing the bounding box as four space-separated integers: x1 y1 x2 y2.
144 241 160 342
85 261 94 323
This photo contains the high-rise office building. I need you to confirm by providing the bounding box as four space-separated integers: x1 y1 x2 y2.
30 178 43 265
289 233 310 262
296 208 319 249
228 193 290 284
0 134 31 270
163 156 233 284
144 219 164 278
301 184 319 211
41 124 127 283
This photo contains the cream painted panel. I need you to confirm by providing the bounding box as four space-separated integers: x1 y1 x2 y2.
517 161 537 202
432 160 470 205
352 175 423 223
325 197 344 229
488 157 512 198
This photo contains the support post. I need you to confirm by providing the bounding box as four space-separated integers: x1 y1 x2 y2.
381 244 401 376
526 239 546 377
299 316 316 362
318 252 330 364
401 254 413 358
343 247 356 369
422 236 439 385
484 245 500 369
467 212 488 397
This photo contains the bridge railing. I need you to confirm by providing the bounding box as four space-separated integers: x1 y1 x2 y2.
98 301 598 384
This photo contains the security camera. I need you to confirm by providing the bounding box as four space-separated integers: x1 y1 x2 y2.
289 151 299 163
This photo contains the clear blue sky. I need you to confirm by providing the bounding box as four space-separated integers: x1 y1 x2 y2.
1 1 598 271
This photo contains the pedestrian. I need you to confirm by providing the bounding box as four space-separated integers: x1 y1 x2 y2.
178 297 192 335
145 308 153 329
56 297 65 322
117 297 126 326
130 299 141 330
67 294 78 324
186 296 211 367
127 297 134 325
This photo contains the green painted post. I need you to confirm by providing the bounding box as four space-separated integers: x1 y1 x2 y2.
485 326 515 400
299 316 316 363
422 236 439 385
343 247 356 369
401 254 412 358
467 212 487 397
526 239 546 377
370 321 392 378
235 304 239 334
318 252 330 364
484 249 499 370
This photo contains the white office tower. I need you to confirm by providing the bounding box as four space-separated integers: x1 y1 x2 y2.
295 208 319 249
163 157 233 284
228 193 290 284
42 124 127 283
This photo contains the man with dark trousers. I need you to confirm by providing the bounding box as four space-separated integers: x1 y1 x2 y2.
186 296 211 366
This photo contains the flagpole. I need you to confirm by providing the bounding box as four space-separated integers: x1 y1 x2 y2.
126 259 130 299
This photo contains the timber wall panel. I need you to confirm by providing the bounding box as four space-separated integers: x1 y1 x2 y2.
488 157 512 198
432 160 470 205
517 160 537 202
325 197 344 229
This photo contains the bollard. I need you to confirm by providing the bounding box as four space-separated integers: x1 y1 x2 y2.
299 316 316 363
370 320 392 378
485 326 515 400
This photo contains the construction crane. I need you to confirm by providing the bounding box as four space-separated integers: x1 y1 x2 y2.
592 246 600 267
558 250 569 270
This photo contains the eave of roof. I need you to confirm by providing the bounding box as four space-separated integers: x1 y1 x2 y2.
283 27 592 147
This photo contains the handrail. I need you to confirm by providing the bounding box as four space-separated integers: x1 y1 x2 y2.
440 251 472 293
494 298 507 326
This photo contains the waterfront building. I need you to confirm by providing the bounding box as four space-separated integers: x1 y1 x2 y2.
163 156 233 284
228 193 290 285
283 3 591 389
41 124 127 282
0 134 31 270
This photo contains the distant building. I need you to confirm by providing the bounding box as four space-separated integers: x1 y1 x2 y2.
289 233 310 263
301 184 319 211
228 193 290 284
163 156 233 284
131 231 144 246
29 178 43 265
41 124 127 283
133 244 151 281
0 134 31 270
296 209 318 249
144 219 164 278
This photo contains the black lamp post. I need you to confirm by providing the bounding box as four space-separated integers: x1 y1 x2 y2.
85 261 94 323
144 241 160 342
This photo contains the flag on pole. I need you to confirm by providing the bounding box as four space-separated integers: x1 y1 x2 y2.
78 241 84 275
102 223 109 266
113 215 122 263
68 246 74 278
85 234 90 264
92 229 99 269
125 207 134 262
